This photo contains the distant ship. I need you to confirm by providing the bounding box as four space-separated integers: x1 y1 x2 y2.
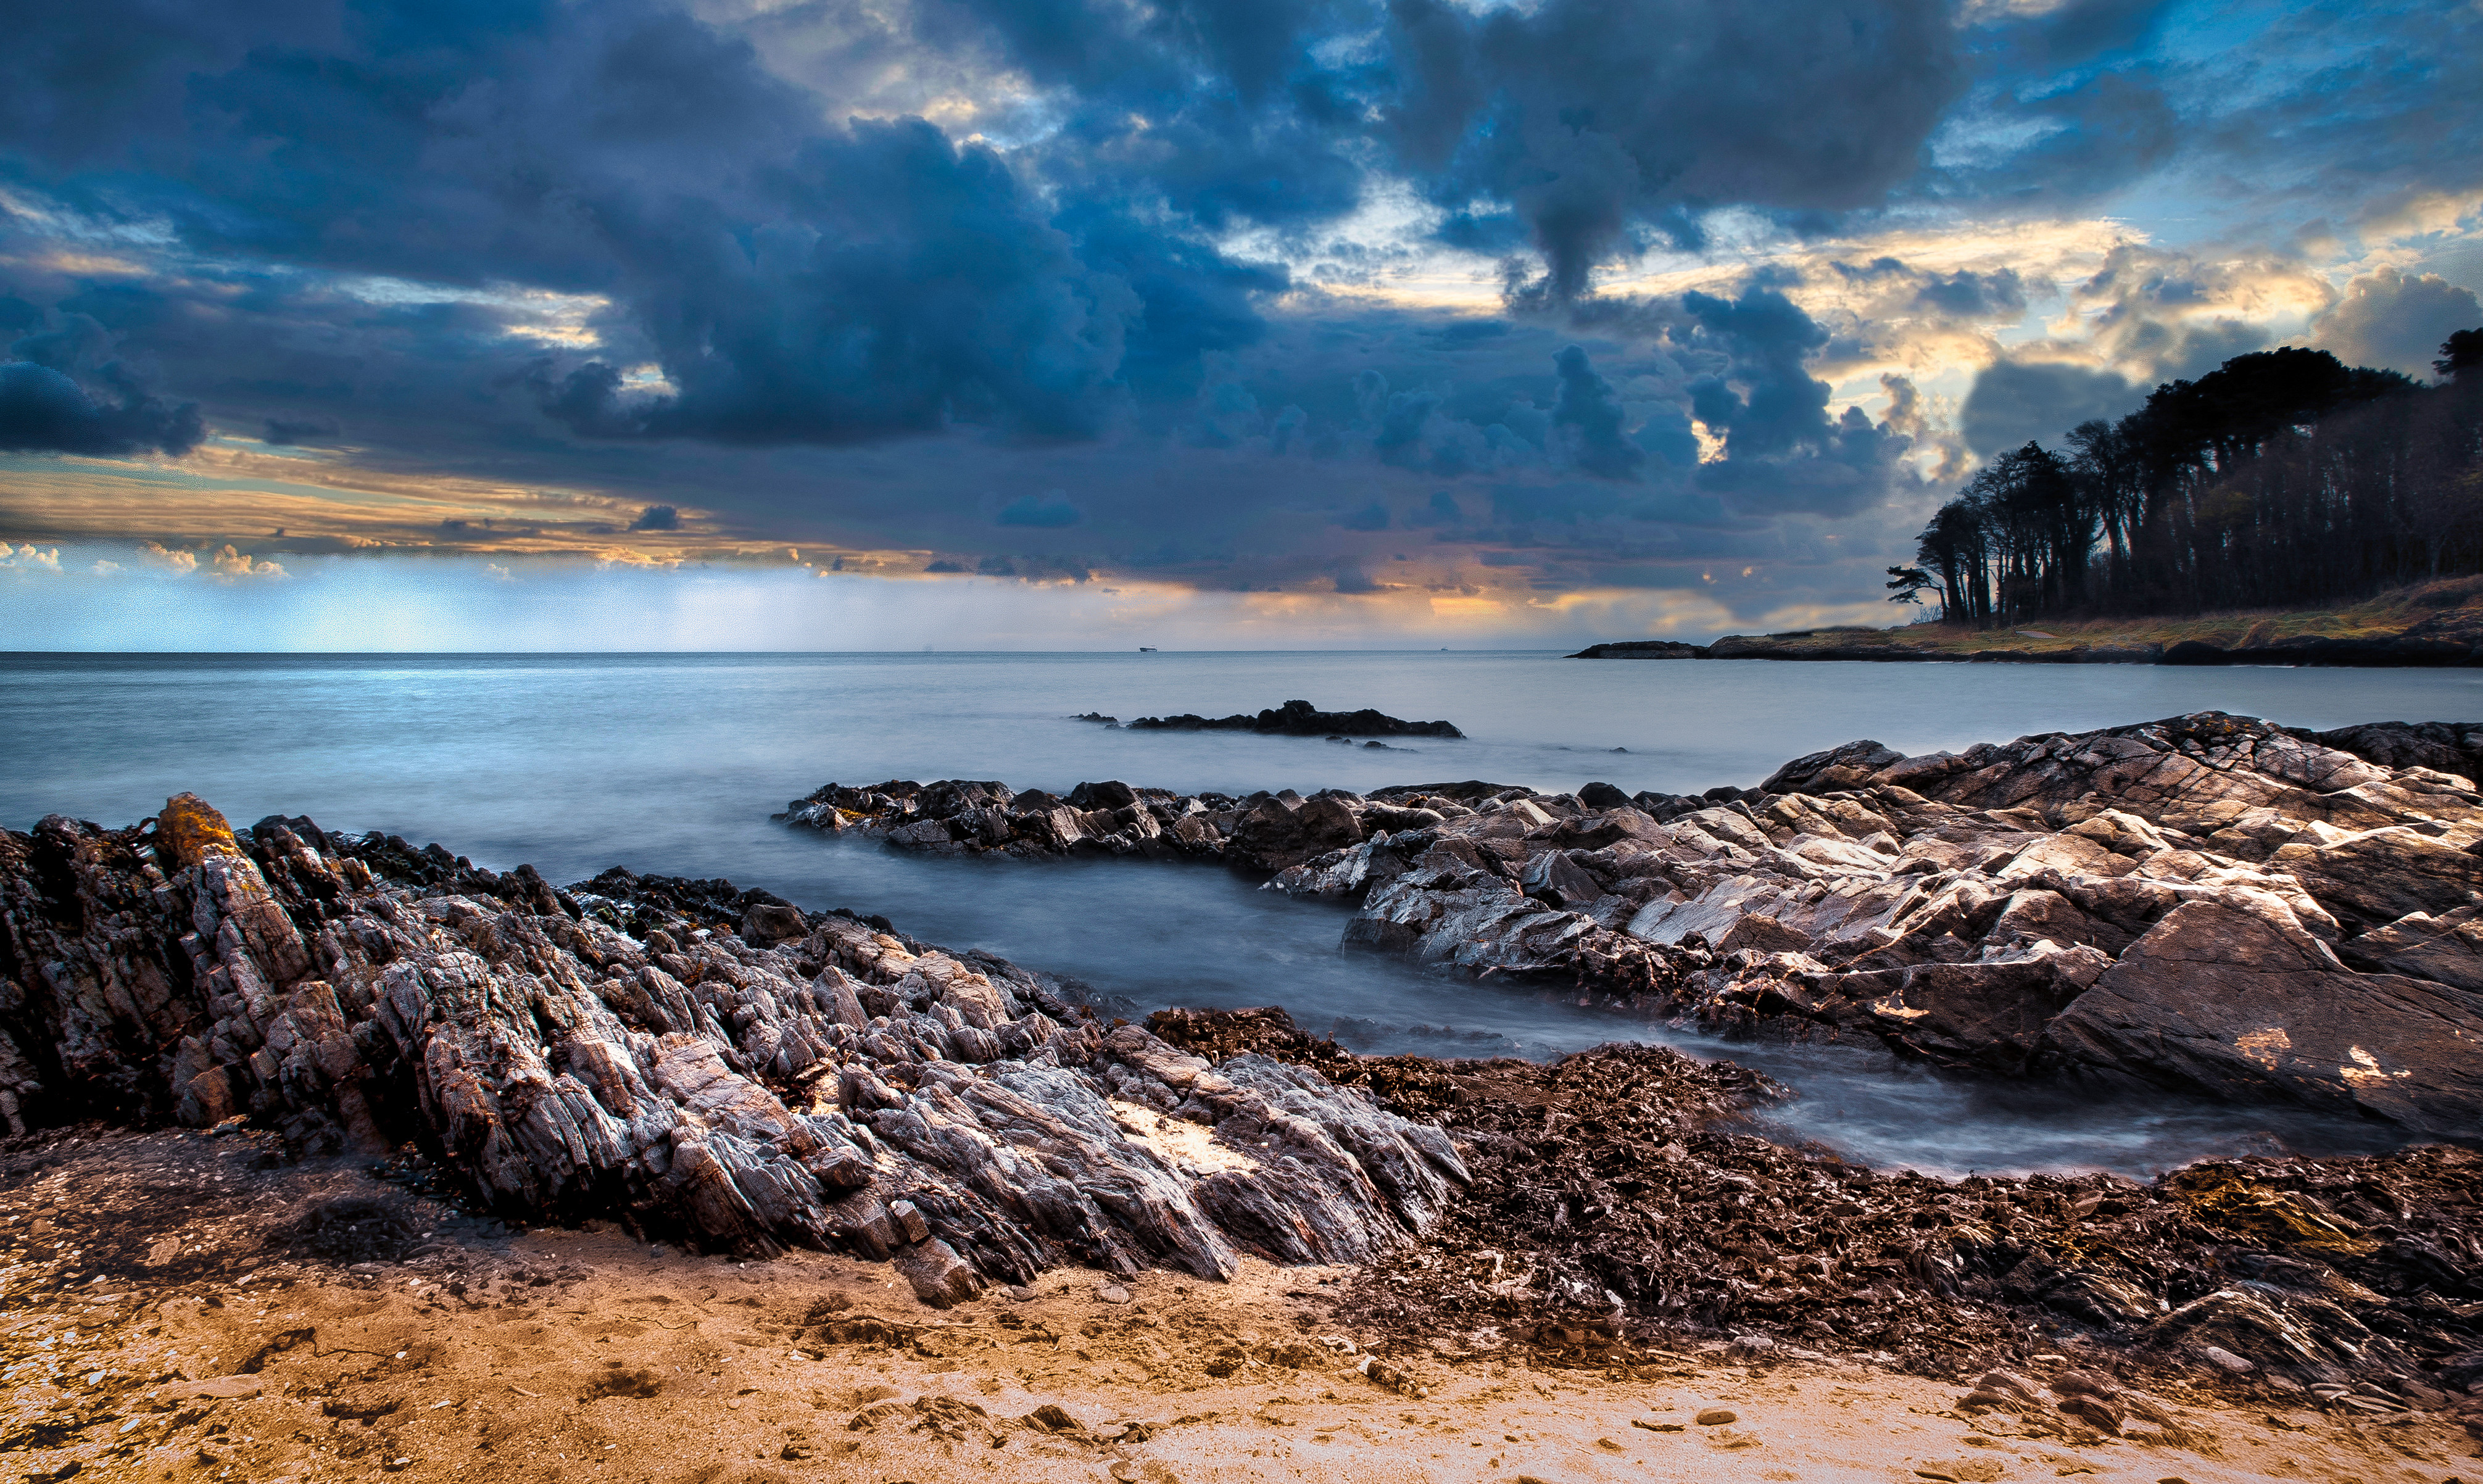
1138 646 1158 652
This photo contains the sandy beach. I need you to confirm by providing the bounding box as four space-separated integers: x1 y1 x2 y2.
6 1125 2474 1484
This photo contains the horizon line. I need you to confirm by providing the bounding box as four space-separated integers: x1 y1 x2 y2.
0 647 1582 657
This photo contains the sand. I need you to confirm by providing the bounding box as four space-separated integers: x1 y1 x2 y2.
4 1125 2474 1484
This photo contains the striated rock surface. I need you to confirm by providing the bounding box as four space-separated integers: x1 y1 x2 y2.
789 713 2483 1137
1364 710 2483 1136
0 797 1468 1300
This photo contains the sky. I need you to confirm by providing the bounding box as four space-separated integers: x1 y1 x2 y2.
1 0 2478 650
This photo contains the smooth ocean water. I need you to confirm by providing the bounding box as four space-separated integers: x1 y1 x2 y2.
7 650 2477 1177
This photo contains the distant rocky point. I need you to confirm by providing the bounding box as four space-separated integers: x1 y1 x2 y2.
1095 698 1463 737
1571 607 2483 666
1569 632 2178 663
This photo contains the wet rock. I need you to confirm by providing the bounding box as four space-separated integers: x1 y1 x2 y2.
2041 898 2483 1135
1519 852 1602 910
2148 1289 2344 1374
1229 795 1365 873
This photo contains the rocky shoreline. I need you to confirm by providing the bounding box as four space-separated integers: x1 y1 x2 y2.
5 714 2483 1420
782 711 2483 1139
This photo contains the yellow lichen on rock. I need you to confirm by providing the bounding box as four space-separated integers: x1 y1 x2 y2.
2166 1172 2376 1256
155 792 242 869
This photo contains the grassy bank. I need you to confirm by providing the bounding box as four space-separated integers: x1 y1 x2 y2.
1730 574 2483 658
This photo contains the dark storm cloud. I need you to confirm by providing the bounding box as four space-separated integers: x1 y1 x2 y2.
1959 360 2138 456
542 120 1139 445
3 0 1278 450
1549 346 1642 479
750 0 1973 298
1671 286 1831 460
0 361 203 457
0 309 202 456
0 0 2046 489
1561 283 1931 520
1379 0 1965 295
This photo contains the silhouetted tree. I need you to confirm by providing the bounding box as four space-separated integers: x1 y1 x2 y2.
1913 334 2483 624
1886 565 1936 613
2440 329 2483 383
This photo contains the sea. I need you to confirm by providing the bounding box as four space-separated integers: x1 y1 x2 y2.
8 649 2479 1179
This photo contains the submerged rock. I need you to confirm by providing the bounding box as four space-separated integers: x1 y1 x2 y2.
0 799 1468 1291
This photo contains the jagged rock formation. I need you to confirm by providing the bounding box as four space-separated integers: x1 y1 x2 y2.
790 715 2483 1138
0 797 1468 1300
1122 698 1463 737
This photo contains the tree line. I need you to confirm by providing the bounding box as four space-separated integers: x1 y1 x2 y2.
1891 328 2483 626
